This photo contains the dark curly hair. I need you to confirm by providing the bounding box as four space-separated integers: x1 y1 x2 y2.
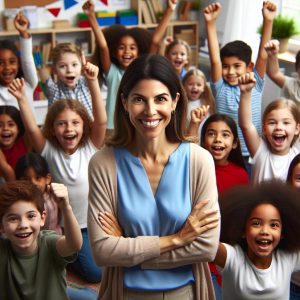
92 24 152 85
220 180 300 252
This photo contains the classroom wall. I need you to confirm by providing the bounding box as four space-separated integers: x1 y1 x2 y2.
0 0 130 29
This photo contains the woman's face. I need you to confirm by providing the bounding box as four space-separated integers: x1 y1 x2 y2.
122 79 178 142
290 162 300 189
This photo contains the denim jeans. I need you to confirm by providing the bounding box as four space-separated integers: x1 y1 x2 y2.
211 272 222 300
67 287 98 300
69 228 102 283
290 282 300 300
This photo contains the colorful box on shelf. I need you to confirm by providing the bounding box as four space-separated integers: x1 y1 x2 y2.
117 9 138 26
96 11 117 26
77 20 90 28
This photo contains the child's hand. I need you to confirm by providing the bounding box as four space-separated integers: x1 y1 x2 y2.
262 1 277 21
264 39 279 56
98 212 123 237
168 0 177 11
203 2 221 23
50 183 70 209
190 105 210 125
8 78 26 101
14 12 29 33
238 72 256 93
82 0 95 16
82 52 99 80
163 35 173 46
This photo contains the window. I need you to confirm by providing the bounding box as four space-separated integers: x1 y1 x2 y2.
281 0 300 52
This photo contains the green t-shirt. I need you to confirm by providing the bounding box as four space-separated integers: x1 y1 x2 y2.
0 230 76 300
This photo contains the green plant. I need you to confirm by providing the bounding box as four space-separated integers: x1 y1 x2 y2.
257 14 299 39
191 0 202 10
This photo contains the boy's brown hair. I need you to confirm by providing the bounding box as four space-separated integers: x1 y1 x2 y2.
0 181 44 222
51 43 82 66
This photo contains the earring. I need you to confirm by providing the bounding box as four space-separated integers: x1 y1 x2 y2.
171 110 176 115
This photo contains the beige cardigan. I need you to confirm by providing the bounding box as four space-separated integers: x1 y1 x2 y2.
88 143 220 300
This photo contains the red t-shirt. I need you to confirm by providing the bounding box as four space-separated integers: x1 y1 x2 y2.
216 162 249 194
2 137 28 169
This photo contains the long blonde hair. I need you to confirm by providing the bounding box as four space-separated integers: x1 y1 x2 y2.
182 69 216 114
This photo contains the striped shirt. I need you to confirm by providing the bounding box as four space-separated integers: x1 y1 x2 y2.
45 76 93 118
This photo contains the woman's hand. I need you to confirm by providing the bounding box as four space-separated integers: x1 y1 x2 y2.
174 200 219 247
98 212 123 237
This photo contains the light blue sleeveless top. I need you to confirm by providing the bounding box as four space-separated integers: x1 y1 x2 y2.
114 142 194 291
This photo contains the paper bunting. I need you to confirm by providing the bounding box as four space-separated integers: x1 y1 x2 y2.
100 0 108 5
47 7 61 17
64 0 78 10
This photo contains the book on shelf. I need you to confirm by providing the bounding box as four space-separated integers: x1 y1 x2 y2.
140 0 153 24
145 0 157 23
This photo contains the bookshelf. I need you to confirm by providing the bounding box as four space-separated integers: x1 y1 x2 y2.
131 0 199 66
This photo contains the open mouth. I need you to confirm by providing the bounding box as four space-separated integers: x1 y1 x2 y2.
272 135 286 144
174 60 183 68
63 134 77 142
15 232 32 239
212 146 225 151
141 120 160 128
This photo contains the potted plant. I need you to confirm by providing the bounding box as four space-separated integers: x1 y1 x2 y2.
258 14 299 52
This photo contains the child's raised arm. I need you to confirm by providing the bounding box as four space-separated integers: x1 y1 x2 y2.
238 72 260 157
203 2 222 83
187 105 210 136
0 150 15 181
265 39 286 88
214 243 227 268
14 11 30 39
255 1 277 77
50 183 82 257
148 0 177 54
82 0 111 74
82 54 106 149
8 78 45 153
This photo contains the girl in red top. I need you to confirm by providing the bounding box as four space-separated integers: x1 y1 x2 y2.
200 113 248 299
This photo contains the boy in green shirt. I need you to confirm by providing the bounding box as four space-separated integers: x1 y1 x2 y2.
0 180 82 300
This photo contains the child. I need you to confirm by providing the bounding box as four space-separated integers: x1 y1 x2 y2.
38 43 94 119
203 1 277 173
8 56 106 283
201 113 249 193
238 72 300 183
82 0 177 130
183 69 215 136
15 152 62 234
0 12 37 115
265 39 300 103
199 113 248 300
287 153 300 299
214 180 300 300
165 38 191 79
0 106 29 172
0 180 82 299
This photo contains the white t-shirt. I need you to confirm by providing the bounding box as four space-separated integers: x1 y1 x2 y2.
220 244 300 300
41 139 97 228
283 75 300 103
251 139 299 184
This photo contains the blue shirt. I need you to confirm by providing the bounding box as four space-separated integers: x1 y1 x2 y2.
211 68 264 156
114 142 194 291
